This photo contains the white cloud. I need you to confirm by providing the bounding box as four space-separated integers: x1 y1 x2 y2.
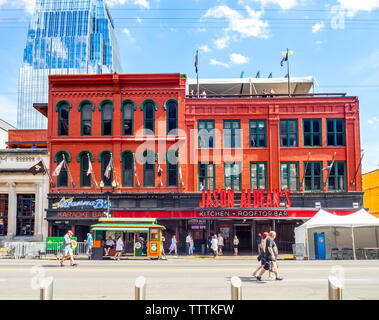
214 35 230 49
106 0 150 9
230 53 249 64
210 59 230 68
122 28 135 41
337 0 379 15
240 0 297 10
315 40 325 45
368 117 379 128
203 5 270 49
199 45 211 53
137 17 143 24
312 22 325 33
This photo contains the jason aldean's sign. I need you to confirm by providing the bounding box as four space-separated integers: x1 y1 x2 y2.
198 189 291 209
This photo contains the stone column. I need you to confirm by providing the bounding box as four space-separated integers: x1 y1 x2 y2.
34 182 44 240
7 182 16 237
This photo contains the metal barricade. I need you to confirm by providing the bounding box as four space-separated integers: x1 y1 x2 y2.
1 241 87 259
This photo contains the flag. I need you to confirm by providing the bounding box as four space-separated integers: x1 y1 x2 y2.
179 162 184 187
133 155 140 187
104 158 112 179
28 160 45 175
86 157 93 176
52 160 65 176
281 52 288 66
323 159 335 171
157 162 163 177
194 50 199 74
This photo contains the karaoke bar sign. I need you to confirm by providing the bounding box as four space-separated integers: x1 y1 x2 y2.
198 188 291 209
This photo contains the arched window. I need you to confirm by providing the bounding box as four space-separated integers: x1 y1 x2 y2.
100 101 113 136
121 150 134 187
166 150 178 187
165 99 178 135
142 150 156 187
78 151 94 187
79 101 94 136
122 100 135 136
56 101 71 136
99 151 112 186
54 151 71 187
142 100 157 135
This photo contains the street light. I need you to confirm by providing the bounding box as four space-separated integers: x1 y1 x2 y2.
112 180 117 192
100 180 104 192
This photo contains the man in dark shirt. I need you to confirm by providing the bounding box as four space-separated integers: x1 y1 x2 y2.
256 231 283 281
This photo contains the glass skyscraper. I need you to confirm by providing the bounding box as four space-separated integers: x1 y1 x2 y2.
18 0 123 129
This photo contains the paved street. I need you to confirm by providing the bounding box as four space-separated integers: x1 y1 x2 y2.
0 256 378 300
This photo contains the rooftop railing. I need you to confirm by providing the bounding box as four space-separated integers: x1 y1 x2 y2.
186 93 347 99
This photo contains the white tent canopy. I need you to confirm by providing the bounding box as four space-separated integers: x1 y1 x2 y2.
294 209 379 259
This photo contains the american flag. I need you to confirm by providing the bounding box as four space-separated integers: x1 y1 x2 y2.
52 160 65 176
104 158 112 179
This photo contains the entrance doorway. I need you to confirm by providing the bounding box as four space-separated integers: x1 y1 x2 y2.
235 225 252 252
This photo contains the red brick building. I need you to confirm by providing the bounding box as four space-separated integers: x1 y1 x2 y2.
38 73 363 254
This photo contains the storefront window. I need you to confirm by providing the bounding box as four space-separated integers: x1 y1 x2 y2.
101 101 113 136
327 119 345 146
249 120 266 148
122 101 135 136
57 102 70 136
303 119 321 147
198 162 215 191
280 119 298 147
80 102 93 136
143 150 156 187
223 120 241 148
166 150 178 187
16 194 35 236
0 194 8 236
198 120 215 148
303 161 322 191
280 162 299 191
166 100 178 135
100 152 113 187
80 152 92 187
224 162 241 191
327 161 346 191
122 151 134 187
250 162 267 190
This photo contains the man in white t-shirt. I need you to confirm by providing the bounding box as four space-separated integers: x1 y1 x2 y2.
211 235 218 258
115 236 124 261
186 233 191 255
217 233 224 256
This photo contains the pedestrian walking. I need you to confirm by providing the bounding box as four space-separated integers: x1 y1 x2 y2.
186 233 191 255
256 231 283 281
233 235 239 256
160 235 167 259
257 233 262 254
60 230 77 267
211 235 218 258
252 232 269 278
169 235 177 255
85 233 93 258
114 235 124 261
217 233 224 256
189 235 194 255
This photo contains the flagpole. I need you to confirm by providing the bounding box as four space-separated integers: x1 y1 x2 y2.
287 48 291 97
133 153 140 187
41 159 55 187
196 50 199 98
87 153 98 188
351 151 364 186
111 152 118 189
62 153 75 188
324 152 336 187
301 152 311 189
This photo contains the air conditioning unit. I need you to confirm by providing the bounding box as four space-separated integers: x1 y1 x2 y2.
315 202 321 209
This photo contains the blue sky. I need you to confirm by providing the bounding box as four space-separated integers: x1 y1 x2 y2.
0 0 378 173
